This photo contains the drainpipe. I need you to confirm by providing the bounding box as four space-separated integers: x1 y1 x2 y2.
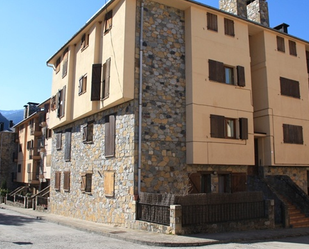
138 0 144 196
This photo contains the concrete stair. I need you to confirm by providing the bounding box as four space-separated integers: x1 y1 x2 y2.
286 201 309 228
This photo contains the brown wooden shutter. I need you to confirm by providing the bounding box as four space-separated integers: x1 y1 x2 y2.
91 64 102 101
104 171 115 197
306 51 309 74
277 36 285 52
104 10 113 33
64 131 71 162
239 118 248 140
209 59 224 83
280 77 300 98
188 173 201 194
56 90 61 117
283 124 303 144
283 124 290 143
105 115 115 157
63 171 70 191
61 86 66 117
62 48 68 78
78 77 83 95
207 12 218 31
231 173 247 193
295 125 303 144
102 58 111 99
55 171 61 191
56 133 62 150
224 18 234 36
85 173 92 192
237 66 246 87
81 173 86 192
289 40 297 56
210 114 225 138
82 124 88 142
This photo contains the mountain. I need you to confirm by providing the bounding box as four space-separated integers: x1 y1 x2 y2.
0 110 24 126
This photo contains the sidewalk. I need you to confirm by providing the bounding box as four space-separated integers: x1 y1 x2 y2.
2 203 309 247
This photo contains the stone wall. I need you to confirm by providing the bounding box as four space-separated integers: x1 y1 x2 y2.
264 166 309 194
50 101 136 227
0 131 18 191
136 0 187 194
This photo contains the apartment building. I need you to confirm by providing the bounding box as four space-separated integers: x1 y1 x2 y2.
46 0 309 229
14 101 52 194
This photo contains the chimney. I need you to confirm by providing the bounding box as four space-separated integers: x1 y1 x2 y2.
220 0 269 27
23 105 28 119
274 23 289 34
9 120 14 128
0 122 4 132
220 0 248 19
247 0 269 27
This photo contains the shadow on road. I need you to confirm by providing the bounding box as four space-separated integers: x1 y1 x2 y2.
0 208 37 226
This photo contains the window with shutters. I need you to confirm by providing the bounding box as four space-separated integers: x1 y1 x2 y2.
55 57 61 73
81 172 92 193
283 124 303 144
209 60 245 86
64 130 71 162
277 36 285 52
78 75 87 95
189 173 211 194
63 171 70 192
102 58 111 99
280 77 300 98
62 48 68 78
210 115 248 140
224 18 235 37
207 12 218 32
57 86 66 118
104 10 113 34
55 171 61 191
56 133 62 150
81 33 89 50
51 95 56 111
289 40 297 56
105 114 115 157
82 122 94 143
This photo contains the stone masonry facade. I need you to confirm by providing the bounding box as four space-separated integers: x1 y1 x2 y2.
50 101 136 227
136 0 188 194
0 132 18 191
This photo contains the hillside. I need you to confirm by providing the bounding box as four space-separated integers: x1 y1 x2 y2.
0 110 24 126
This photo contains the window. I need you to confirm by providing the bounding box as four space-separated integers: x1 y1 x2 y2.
105 114 115 157
289 40 297 56
64 130 71 162
104 10 113 34
55 57 61 73
55 171 61 191
283 124 303 144
210 115 248 140
81 172 92 193
51 95 56 111
277 36 285 52
189 173 211 194
209 60 245 86
280 77 300 98
78 75 87 95
82 122 94 143
102 58 111 99
62 48 68 78
81 33 89 50
56 133 62 150
226 118 236 138
207 12 218 32
224 18 235 36
57 86 66 118
224 66 234 84
26 140 34 150
63 171 70 192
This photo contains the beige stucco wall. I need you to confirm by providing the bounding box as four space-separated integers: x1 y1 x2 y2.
48 0 136 130
186 6 254 165
251 30 309 166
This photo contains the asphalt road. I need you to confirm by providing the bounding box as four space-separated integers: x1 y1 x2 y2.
1 207 309 249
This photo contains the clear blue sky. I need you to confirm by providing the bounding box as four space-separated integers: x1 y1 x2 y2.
0 0 308 110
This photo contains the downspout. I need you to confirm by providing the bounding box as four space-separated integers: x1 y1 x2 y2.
138 0 144 196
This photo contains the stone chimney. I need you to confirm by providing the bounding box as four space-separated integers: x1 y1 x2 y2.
220 0 269 27
247 0 269 27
